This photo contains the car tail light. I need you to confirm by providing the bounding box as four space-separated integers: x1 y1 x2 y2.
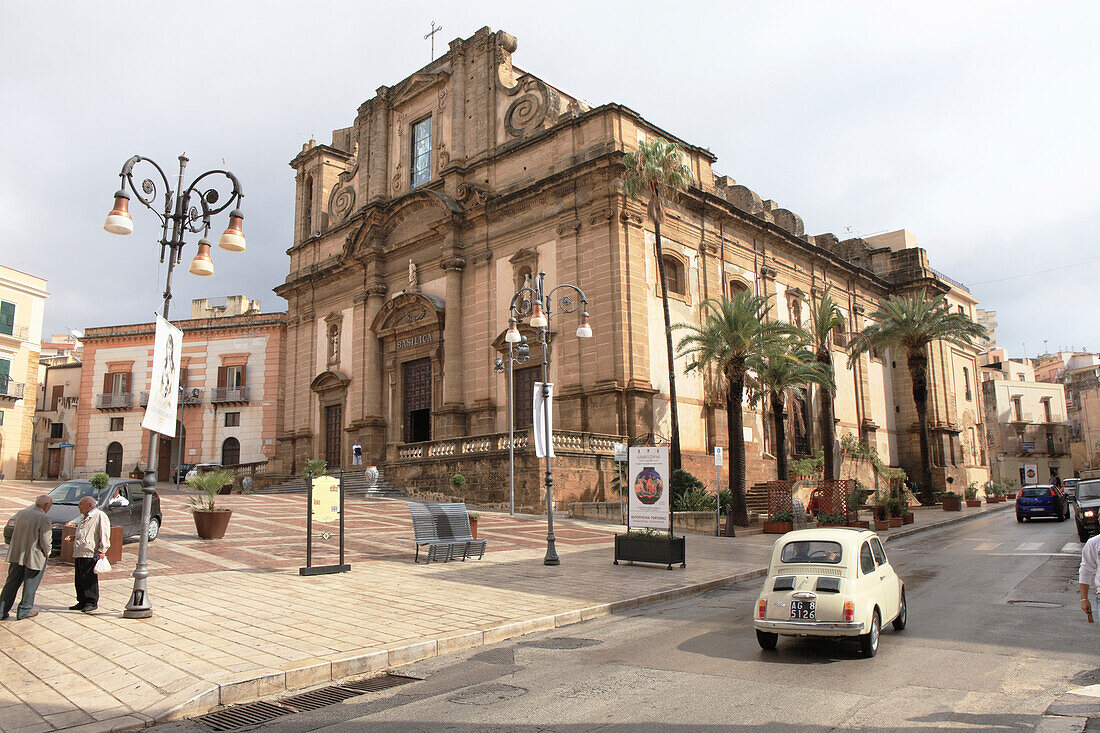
1017 491 1023 500
843 601 855 622
1050 488 1057 498
757 599 767 619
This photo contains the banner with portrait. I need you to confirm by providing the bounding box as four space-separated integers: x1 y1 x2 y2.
141 315 182 436
628 446 670 531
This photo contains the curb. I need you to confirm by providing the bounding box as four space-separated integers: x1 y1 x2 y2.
1035 686 1100 732
124 503 1011 731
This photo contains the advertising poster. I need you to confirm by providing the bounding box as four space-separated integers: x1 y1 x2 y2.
311 475 341 523
141 315 182 436
1023 463 1038 484
628 446 670 530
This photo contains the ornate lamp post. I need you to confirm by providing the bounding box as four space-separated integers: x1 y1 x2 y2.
102 154 246 618
506 272 593 565
494 335 531 515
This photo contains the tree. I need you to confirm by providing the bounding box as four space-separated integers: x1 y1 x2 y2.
747 335 834 481
807 289 846 480
847 290 986 504
675 292 791 524
622 138 693 472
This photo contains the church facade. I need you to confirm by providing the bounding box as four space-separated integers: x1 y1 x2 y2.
274 26 987 507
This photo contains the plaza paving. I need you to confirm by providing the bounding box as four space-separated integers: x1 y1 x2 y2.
0 480 1010 733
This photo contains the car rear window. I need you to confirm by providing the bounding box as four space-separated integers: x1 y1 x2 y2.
779 541 843 564
1021 488 1051 498
1078 480 1100 501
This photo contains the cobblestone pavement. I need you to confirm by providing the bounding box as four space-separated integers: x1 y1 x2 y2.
0 480 1011 733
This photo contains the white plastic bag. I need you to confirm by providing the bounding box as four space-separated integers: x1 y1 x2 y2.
94 557 111 574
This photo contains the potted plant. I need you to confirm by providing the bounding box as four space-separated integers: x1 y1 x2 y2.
90 472 110 493
940 491 962 512
188 469 236 539
816 513 847 527
886 498 905 528
303 458 327 482
451 473 466 493
467 511 480 539
129 462 144 479
872 503 890 531
614 528 686 569
964 483 981 508
764 510 796 534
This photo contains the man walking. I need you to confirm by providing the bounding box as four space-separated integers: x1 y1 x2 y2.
0 495 53 620
71 495 110 613
1081 533 1099 624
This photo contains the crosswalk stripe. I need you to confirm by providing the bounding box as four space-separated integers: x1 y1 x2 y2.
1017 542 1044 552
974 542 1000 552
1062 542 1084 554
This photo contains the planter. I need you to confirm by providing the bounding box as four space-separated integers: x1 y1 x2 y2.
818 521 847 527
469 517 479 539
872 519 890 531
941 495 962 512
193 509 233 539
614 534 686 569
763 521 794 534
848 520 870 529
903 513 915 525
989 496 1003 503
889 517 903 528
965 499 981 508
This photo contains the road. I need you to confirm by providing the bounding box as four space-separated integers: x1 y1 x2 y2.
155 510 1096 732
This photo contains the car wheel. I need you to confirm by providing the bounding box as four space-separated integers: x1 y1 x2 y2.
756 629 778 651
893 589 907 631
1059 508 1067 522
146 516 160 542
860 609 881 658
1016 513 1024 523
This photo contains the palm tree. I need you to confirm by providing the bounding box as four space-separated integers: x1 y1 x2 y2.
675 292 790 525
807 289 845 480
622 137 693 472
748 336 835 481
847 290 986 504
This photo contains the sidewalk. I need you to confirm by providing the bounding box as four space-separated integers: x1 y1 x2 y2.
0 480 1010 733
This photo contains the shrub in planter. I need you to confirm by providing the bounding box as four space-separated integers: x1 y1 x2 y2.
90 472 110 492
764 510 796 534
848 519 871 529
674 486 715 512
614 529 686 568
940 492 962 511
817 513 847 527
303 459 327 482
188 469 236 539
964 483 981 506
874 503 889 522
467 511 480 539
670 469 706 506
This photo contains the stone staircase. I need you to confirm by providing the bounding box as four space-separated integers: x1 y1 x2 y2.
255 468 404 498
745 482 770 515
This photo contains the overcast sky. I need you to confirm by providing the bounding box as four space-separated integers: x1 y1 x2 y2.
2 1 1097 357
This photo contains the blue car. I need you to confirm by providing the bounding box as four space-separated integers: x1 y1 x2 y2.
1015 484 1069 522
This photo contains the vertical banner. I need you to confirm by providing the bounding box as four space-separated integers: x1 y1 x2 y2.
533 382 555 457
628 446 670 531
141 315 182 436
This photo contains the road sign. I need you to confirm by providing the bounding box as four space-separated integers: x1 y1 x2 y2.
714 446 723 466
613 442 627 462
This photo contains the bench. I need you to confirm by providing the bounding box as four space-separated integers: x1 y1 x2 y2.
409 502 487 563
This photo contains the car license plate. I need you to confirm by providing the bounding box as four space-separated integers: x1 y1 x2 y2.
790 600 816 620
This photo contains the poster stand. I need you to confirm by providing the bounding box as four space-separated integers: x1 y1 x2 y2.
613 445 685 570
299 471 351 576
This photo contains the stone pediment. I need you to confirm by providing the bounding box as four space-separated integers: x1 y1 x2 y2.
310 369 350 394
388 71 451 109
371 292 444 336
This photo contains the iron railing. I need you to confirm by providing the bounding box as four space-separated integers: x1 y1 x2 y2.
95 392 132 409
211 386 249 403
0 379 25 399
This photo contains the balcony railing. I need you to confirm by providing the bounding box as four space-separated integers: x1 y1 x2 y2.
0 379 25 399
211 386 249 404
96 392 132 409
181 389 204 406
931 268 971 294
1008 412 1033 424
394 429 621 461
0 325 29 341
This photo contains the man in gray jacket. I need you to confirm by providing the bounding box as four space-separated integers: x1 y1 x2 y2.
0 495 53 620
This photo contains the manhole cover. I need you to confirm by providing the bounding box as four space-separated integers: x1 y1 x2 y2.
449 683 528 706
1007 600 1064 608
519 637 603 650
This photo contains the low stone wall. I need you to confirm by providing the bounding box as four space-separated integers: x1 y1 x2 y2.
567 501 727 535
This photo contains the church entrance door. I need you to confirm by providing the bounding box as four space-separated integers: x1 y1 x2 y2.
325 404 343 467
403 358 432 443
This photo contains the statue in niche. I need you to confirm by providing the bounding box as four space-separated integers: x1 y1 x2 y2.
328 324 340 364
407 259 419 293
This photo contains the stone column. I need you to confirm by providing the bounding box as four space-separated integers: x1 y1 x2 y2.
438 255 467 437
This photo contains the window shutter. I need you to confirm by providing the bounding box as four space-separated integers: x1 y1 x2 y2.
217 366 227 388
122 372 130 392
238 365 246 386
103 372 112 394
0 301 14 335
51 385 63 410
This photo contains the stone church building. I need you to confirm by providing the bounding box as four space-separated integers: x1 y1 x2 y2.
274 26 988 507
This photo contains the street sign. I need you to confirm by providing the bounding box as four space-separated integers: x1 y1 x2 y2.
58 443 74 448
714 446 723 466
613 442 627 462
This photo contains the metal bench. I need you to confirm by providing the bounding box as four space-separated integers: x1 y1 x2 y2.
409 502 487 563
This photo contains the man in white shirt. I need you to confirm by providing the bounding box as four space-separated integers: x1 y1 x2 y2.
71 496 110 614
1080 534 1099 623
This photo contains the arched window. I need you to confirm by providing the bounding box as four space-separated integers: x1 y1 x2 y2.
661 255 686 296
302 174 313 238
729 279 749 297
832 317 847 348
221 437 240 467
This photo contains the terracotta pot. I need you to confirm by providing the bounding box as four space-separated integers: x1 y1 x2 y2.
903 513 915 524
763 521 793 534
469 517 479 540
872 519 890 531
889 517 903 528
965 499 981 508
941 495 962 512
193 509 233 539
848 520 871 529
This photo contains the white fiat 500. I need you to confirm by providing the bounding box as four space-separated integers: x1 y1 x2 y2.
754 527 907 657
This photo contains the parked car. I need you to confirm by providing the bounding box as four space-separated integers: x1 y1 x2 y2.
1062 478 1080 503
172 463 196 483
753 527 906 658
1015 484 1069 522
3 478 162 554
1073 479 1100 542
184 463 224 482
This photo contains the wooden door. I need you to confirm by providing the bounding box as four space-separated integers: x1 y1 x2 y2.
158 437 172 481
325 404 343 467
106 442 123 477
402 358 432 443
513 365 541 432
47 448 61 478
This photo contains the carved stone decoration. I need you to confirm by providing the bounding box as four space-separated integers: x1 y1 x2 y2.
760 265 778 281
503 78 562 138
438 87 447 110
392 166 402 192
727 185 765 215
437 139 450 168
396 112 407 136
441 256 466 272
556 219 581 237
456 181 490 205
773 208 805 238
470 249 493 267
328 179 356 223
407 259 419 292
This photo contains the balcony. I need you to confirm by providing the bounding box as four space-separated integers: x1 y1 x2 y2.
0 379 25 400
0 325 29 342
96 392 132 409
211 386 249 404
1008 411 1033 426
140 388 205 407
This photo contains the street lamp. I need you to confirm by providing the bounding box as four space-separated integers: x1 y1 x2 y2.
102 154 245 619
507 271 593 565
494 332 530 514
